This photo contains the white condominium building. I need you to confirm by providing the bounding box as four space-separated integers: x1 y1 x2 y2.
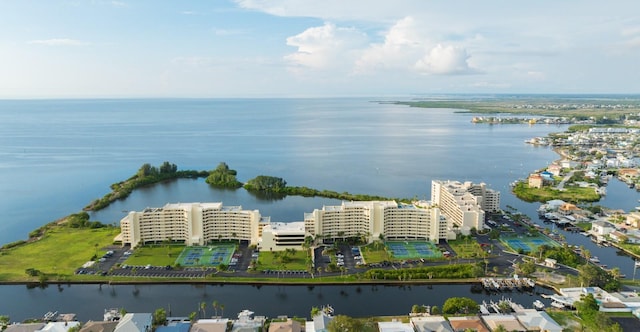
431 180 500 233
120 202 262 248
304 200 454 243
120 199 458 250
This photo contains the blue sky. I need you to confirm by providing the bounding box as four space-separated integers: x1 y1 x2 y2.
1 0 639 98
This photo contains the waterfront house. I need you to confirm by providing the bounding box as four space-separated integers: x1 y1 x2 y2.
626 212 640 228
268 319 302 332
609 230 628 244
79 321 118 332
410 316 454 332
447 316 489 332
377 321 414 332
191 319 229 332
514 310 562 332
540 171 554 182
114 314 152 332
528 174 543 189
591 221 616 237
155 321 191 332
36 322 81 332
480 315 526 332
546 200 566 211
558 203 581 216
560 160 580 169
4 323 45 332
619 168 640 181
547 164 562 177
305 309 333 332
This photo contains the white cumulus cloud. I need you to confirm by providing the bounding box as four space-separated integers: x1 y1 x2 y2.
27 38 89 46
414 44 476 75
355 16 426 73
284 22 368 71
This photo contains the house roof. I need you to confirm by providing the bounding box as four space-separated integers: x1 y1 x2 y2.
79 321 119 332
411 317 454 332
377 321 414 332
593 220 615 228
114 314 152 332
155 322 190 332
37 322 81 332
515 310 562 332
4 323 45 332
268 320 302 332
191 319 228 332
481 314 526 332
447 316 489 332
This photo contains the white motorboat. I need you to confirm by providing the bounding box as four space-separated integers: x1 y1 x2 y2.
533 300 545 310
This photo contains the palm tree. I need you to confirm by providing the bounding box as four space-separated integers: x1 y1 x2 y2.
220 304 225 318
188 311 197 323
200 302 206 318
611 267 621 280
212 300 219 317
494 324 507 332
310 306 320 318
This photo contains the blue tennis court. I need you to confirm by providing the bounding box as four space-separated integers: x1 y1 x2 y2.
502 236 558 253
175 244 235 267
386 241 442 259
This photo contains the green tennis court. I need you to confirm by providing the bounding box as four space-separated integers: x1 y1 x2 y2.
175 244 235 267
385 241 443 259
502 235 558 253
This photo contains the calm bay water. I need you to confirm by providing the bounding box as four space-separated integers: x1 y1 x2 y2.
0 98 566 243
1 98 639 320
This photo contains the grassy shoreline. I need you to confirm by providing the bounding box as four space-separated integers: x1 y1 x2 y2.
392 99 640 119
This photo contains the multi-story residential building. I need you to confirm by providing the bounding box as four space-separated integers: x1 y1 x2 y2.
120 202 263 248
303 200 454 243
431 180 500 233
121 199 457 251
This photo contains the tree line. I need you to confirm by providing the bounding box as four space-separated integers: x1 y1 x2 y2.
85 162 208 211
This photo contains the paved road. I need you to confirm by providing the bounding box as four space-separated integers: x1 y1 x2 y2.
556 170 576 190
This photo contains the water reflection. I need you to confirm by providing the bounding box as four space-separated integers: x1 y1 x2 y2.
0 283 555 322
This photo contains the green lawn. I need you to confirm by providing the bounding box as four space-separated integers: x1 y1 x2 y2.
575 222 592 231
512 182 600 203
448 239 485 258
360 243 390 263
546 310 581 329
257 250 309 270
0 226 120 282
124 245 186 266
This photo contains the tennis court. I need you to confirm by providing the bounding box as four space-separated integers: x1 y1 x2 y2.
502 236 558 253
175 244 235 267
386 241 442 259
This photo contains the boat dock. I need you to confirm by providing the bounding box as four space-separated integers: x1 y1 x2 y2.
479 298 529 315
480 277 536 291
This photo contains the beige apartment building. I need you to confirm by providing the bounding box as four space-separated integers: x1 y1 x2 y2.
120 179 500 249
120 199 458 250
303 200 454 243
120 202 263 248
431 180 500 233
